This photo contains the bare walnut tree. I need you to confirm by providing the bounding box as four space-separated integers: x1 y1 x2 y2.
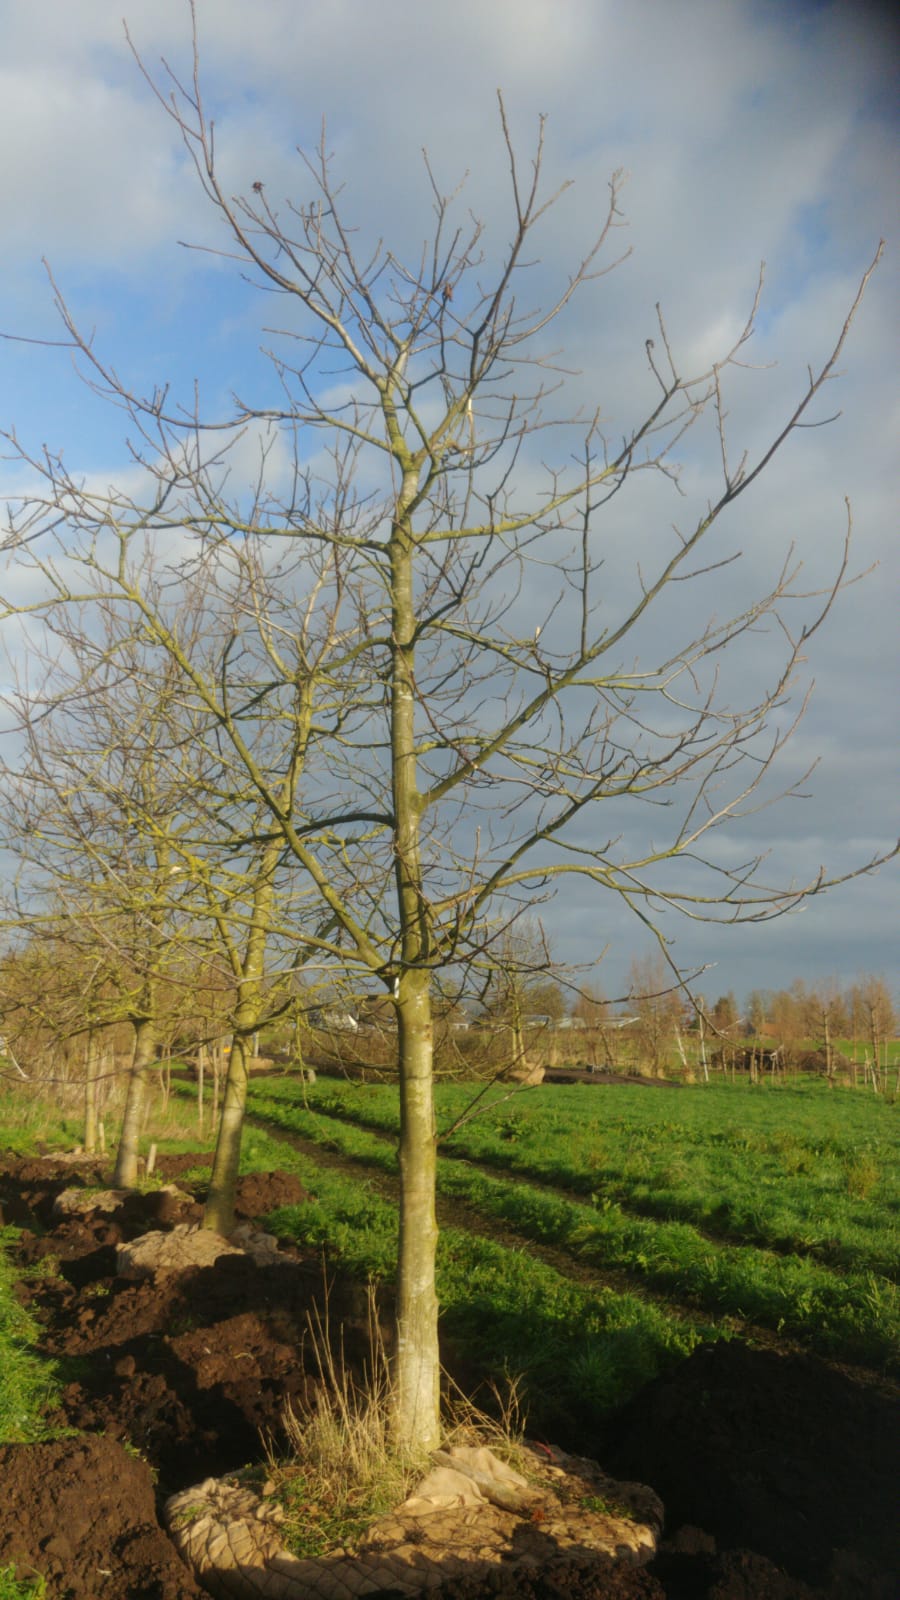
0 627 208 1187
0 584 321 1224
1 16 892 1449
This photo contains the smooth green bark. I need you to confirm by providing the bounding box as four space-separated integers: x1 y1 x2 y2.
203 1034 250 1234
83 1032 99 1156
395 971 440 1451
202 840 280 1235
389 482 441 1452
112 1013 157 1188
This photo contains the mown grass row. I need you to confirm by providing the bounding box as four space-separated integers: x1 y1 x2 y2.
226 1128 706 1434
0 1231 59 1444
256 1077 900 1281
247 1085 900 1371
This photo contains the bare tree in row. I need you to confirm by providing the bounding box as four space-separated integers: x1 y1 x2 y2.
1 15 891 1448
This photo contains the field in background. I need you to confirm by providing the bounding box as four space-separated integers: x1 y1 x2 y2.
0 1079 206 1163
299 1019 900 1089
1 1071 897 1440
245 1076 900 1379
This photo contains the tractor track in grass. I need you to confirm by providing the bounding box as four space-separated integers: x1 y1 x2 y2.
244 1107 874 1374
253 1094 832 1254
251 1086 897 1281
250 1108 699 1315
246 1095 900 1361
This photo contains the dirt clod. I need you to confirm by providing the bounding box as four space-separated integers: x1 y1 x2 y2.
0 1435 206 1599
603 1339 899 1597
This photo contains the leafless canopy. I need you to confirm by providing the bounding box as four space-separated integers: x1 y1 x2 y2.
0 6 891 1447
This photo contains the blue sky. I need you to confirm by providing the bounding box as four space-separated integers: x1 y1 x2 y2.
1 0 897 1005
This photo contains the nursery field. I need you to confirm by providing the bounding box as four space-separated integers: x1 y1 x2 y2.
246 1074 900 1378
0 1076 899 1597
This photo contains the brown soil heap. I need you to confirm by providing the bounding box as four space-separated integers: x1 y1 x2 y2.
0 1434 206 1600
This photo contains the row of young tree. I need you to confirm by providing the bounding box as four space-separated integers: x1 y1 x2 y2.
431 958 899 1069
3 922 893 1081
559 965 898 1077
0 17 893 1450
0 922 673 1206
708 976 896 1048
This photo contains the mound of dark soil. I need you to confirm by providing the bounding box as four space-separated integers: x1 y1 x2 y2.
232 1165 308 1219
544 1069 682 1088
602 1340 900 1598
0 1435 205 1599
8 1163 373 1493
415 1561 669 1597
0 1154 106 1227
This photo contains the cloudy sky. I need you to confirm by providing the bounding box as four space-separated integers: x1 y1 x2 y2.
1 0 897 1006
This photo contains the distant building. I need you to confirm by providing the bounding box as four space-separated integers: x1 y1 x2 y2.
355 997 398 1032
309 1006 358 1033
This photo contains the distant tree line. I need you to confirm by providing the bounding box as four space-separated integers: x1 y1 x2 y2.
2 923 893 1108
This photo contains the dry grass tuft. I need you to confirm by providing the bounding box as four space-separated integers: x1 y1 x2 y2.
273 1287 528 1559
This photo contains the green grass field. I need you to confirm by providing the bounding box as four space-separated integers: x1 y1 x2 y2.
246 1075 900 1374
0 1231 60 1446
1 1072 897 1441
250 1076 899 1256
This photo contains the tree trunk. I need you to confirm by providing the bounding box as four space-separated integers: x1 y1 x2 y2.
197 1044 205 1134
211 1041 221 1130
83 1032 99 1155
203 1034 250 1234
113 1015 157 1188
510 996 527 1077
395 970 439 1452
390 483 441 1453
868 1006 881 1087
203 843 278 1234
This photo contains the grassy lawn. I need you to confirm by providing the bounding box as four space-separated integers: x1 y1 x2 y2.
247 1079 900 1371
0 1232 60 1445
252 1076 899 1269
